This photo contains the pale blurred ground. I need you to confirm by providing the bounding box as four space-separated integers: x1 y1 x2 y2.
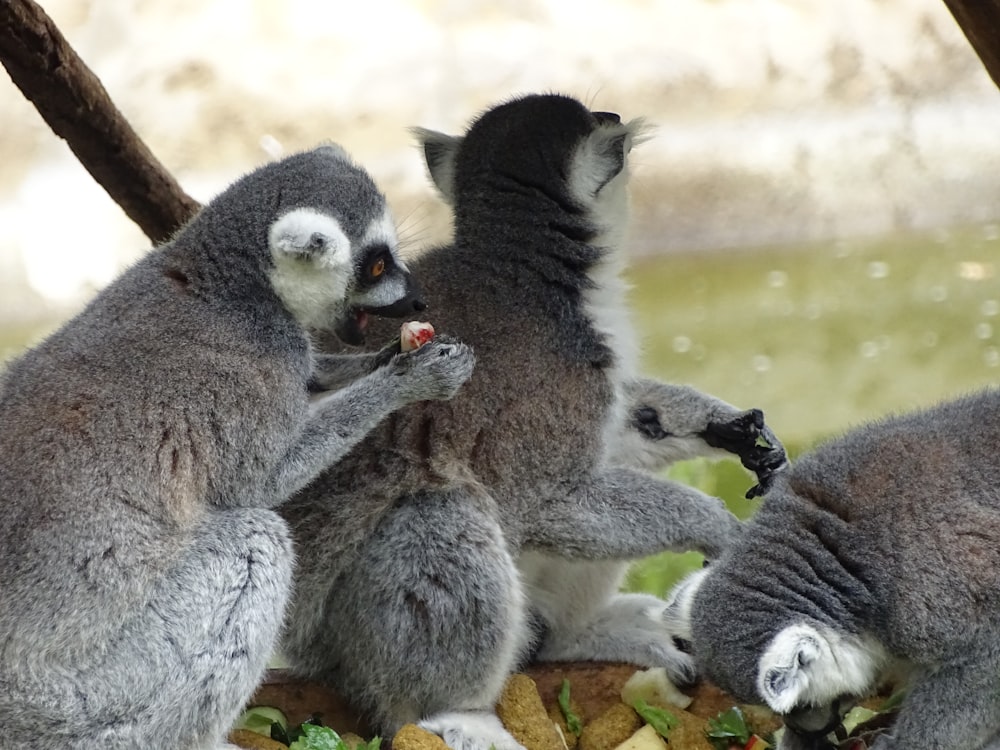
2 0 999 326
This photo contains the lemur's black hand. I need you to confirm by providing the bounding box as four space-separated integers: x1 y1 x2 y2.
701 408 788 499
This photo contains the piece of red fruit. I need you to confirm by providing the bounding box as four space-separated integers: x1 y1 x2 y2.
400 321 435 352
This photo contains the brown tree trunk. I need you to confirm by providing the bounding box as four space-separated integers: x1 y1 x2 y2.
0 0 201 244
942 0 1000 92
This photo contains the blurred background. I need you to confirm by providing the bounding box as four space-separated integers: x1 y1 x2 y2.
3 0 1000 590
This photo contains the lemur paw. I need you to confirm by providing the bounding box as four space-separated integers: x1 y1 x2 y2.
419 711 525 750
391 336 476 402
700 409 787 498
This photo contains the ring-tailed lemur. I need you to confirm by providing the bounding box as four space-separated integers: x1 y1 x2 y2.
280 95 785 750
0 145 474 750
666 388 1000 750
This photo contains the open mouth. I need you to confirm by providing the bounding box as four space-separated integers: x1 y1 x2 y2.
334 308 371 346
333 292 427 346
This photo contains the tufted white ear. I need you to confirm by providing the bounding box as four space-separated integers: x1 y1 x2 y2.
269 208 351 268
566 117 648 253
412 127 462 204
567 118 646 203
267 208 354 330
757 623 888 714
757 623 825 713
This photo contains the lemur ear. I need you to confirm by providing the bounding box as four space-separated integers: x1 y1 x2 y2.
757 623 826 713
411 127 461 204
269 208 351 266
567 118 646 203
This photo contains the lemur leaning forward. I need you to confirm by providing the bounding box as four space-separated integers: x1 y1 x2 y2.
667 388 1000 750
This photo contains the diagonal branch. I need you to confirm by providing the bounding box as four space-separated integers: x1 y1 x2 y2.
0 0 201 244
942 0 1000 92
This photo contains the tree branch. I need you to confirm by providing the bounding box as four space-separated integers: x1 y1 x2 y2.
0 0 201 244
942 0 1000 92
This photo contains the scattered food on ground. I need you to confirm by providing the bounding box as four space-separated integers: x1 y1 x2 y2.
230 667 902 750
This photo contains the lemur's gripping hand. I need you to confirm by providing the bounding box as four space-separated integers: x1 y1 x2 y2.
387 335 475 403
701 409 787 498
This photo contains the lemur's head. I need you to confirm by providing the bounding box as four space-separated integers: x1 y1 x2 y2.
666 567 887 747
412 93 646 245
264 145 424 344
180 144 423 345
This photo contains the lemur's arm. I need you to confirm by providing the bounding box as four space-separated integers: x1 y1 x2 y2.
264 339 474 506
615 378 787 498
530 467 741 560
308 338 402 392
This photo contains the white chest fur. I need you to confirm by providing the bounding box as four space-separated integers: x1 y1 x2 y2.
579 165 640 465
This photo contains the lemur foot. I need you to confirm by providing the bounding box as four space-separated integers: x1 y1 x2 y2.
390 336 476 402
701 409 787 498
419 711 525 750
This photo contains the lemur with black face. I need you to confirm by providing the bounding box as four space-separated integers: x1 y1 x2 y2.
281 94 785 750
667 388 1000 750
0 145 474 750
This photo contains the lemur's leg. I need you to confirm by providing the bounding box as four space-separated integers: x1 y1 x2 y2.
520 552 696 684
520 468 736 684
38 509 292 750
309 487 527 750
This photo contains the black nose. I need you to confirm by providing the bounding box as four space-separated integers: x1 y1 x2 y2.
593 111 621 125
413 298 427 312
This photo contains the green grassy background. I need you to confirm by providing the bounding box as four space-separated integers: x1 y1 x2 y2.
624 224 1000 595
3 224 999 596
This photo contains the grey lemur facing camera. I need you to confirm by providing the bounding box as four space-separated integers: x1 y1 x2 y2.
666 388 1000 750
0 145 474 750
280 94 786 750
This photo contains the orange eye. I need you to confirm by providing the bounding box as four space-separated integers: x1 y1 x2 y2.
371 258 385 278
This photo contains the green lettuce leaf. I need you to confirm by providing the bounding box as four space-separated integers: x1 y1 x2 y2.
632 698 678 739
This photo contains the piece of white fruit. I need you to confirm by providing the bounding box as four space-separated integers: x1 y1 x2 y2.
400 321 435 352
620 667 693 711
612 723 668 750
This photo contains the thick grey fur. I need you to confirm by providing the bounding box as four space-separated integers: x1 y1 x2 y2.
0 146 473 750
281 94 785 750
671 388 1000 750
